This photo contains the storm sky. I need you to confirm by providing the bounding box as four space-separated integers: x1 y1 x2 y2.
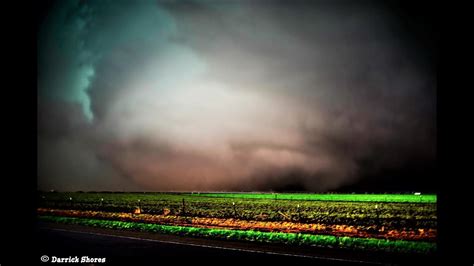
37 0 436 192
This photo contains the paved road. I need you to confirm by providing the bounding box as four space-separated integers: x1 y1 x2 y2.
35 223 433 265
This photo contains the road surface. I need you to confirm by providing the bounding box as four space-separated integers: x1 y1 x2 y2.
36 222 434 265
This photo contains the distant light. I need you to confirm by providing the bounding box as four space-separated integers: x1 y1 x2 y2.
69 197 72 200
414 192 421 196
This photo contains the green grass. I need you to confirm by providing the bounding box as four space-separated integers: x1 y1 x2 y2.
39 215 435 254
192 193 436 203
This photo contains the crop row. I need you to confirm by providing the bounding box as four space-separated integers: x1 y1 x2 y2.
37 208 436 241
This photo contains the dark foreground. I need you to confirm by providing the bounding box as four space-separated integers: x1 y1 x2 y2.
36 222 436 265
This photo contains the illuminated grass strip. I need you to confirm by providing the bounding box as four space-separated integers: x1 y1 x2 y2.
39 215 436 254
192 193 437 203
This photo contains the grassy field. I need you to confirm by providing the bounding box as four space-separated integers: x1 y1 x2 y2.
37 192 437 254
191 193 436 203
38 192 436 226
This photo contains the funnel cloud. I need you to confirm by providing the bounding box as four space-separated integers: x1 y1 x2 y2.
37 0 436 192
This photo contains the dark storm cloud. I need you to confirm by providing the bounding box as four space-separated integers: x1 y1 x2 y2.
37 0 436 191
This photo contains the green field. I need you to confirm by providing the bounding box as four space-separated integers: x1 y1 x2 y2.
191 193 436 203
38 192 437 254
38 192 437 229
